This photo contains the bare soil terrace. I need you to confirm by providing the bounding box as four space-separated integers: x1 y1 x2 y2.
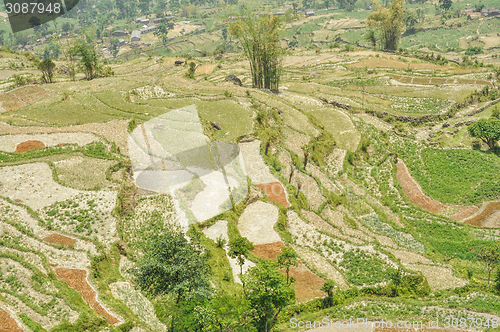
55 268 120 325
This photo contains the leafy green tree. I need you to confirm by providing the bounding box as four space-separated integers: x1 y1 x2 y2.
439 0 452 11
492 107 500 120
389 268 402 296
469 244 500 287
38 58 56 83
135 227 213 304
229 8 284 92
261 127 281 155
367 0 405 50
73 35 101 80
495 268 500 293
365 30 377 48
404 11 418 32
277 247 299 285
194 292 257 332
321 279 336 308
468 118 500 151
228 235 254 275
154 22 175 43
241 260 295 332
338 0 358 11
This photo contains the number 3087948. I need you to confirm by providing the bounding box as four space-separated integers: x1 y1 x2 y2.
5 2 61 14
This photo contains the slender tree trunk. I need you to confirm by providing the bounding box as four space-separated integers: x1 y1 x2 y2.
289 167 294 183
295 182 302 198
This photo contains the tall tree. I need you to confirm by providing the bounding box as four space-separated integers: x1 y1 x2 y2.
194 291 257 332
228 236 254 275
154 22 175 43
135 227 213 303
277 247 299 285
241 260 295 332
229 8 285 92
367 0 405 50
468 118 500 151
389 268 403 297
38 58 56 83
73 33 101 80
439 0 452 11
321 279 336 308
338 0 358 11
469 244 500 287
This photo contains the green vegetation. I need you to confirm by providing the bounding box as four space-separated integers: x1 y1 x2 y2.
396 140 500 204
339 249 392 286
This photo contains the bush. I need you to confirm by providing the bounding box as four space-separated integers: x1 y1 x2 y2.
495 268 500 293
465 46 483 56
215 235 227 248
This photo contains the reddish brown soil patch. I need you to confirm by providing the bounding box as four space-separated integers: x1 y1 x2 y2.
43 234 77 247
463 202 500 226
256 182 290 207
397 160 446 213
15 140 45 153
396 160 477 220
251 241 325 302
287 264 325 302
0 308 22 332
55 268 119 324
449 205 478 221
251 241 285 260
0 86 53 111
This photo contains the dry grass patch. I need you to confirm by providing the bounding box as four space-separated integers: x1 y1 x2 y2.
0 85 56 111
110 282 167 331
53 156 115 190
404 264 468 290
43 233 77 247
0 162 81 210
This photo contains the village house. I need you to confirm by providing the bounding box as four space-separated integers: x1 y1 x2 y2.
131 30 141 42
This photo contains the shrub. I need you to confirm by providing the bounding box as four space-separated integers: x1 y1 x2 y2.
215 235 227 248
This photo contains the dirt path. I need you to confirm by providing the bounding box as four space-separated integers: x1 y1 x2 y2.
55 268 121 325
396 160 478 221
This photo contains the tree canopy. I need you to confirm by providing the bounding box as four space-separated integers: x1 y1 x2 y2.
468 118 500 150
229 8 285 92
241 260 295 332
135 226 212 303
228 235 254 275
38 58 56 83
367 0 405 50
